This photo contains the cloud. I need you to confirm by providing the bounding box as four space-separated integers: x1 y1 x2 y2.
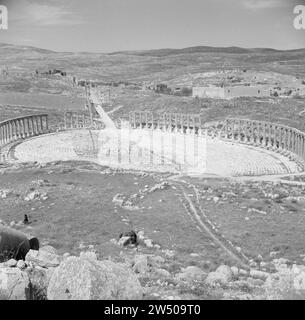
240 0 290 10
10 0 84 27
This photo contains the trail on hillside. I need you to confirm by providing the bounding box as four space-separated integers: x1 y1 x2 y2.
168 174 250 270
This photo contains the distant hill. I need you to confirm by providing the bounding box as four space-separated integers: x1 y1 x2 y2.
1 42 305 57
0 43 55 55
110 46 250 57
0 43 305 82
109 46 305 57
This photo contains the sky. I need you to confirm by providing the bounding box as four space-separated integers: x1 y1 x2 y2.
0 0 304 52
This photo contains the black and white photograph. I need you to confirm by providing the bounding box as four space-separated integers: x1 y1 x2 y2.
0 0 305 304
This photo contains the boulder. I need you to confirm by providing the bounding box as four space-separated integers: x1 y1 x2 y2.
231 266 239 278
205 265 233 286
26 267 55 300
249 269 269 280
0 267 31 300
40 245 57 255
5 259 17 268
133 255 148 274
26 249 61 268
24 190 40 202
176 266 207 283
263 265 305 299
16 260 26 270
79 251 97 261
118 231 138 247
143 239 154 248
154 268 171 278
47 256 143 300
118 236 131 247
264 271 295 299
147 255 165 268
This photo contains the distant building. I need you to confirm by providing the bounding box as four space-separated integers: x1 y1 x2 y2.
193 86 225 99
193 85 271 99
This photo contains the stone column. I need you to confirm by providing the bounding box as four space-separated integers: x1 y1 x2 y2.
150 129 153 165
14 121 18 140
30 117 34 135
64 112 68 130
23 118 27 137
278 127 283 150
2 124 6 144
291 131 296 153
263 122 267 147
0 125 3 146
172 132 176 165
301 134 305 159
297 133 301 156
145 112 148 129
251 121 255 144
236 120 241 141
45 115 49 132
159 129 164 165
267 124 272 148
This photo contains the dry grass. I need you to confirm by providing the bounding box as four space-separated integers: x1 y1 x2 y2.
184 177 305 264
0 162 234 270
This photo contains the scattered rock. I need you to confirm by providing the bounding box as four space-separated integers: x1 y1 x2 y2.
119 231 138 247
26 249 61 268
163 249 175 258
147 255 165 268
0 189 13 199
118 236 130 246
213 197 220 204
5 259 17 268
40 245 57 255
205 265 233 286
24 190 48 202
112 194 125 206
154 268 171 278
133 255 148 274
143 239 154 248
190 253 200 258
176 266 207 283
24 190 40 202
137 231 145 240
264 264 305 299
249 269 269 280
79 251 97 261
239 269 248 276
246 277 265 287
231 266 239 278
17 260 26 270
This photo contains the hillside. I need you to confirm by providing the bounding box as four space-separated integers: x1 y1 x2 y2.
1 43 305 83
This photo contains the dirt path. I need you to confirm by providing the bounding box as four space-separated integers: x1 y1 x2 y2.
168 174 251 270
108 105 124 115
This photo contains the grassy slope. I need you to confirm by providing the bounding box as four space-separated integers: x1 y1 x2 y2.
1 43 305 82
0 162 233 272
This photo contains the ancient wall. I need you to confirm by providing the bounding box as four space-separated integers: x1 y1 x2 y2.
224 86 271 99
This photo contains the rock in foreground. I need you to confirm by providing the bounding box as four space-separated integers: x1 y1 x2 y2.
47 256 143 300
0 268 31 300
